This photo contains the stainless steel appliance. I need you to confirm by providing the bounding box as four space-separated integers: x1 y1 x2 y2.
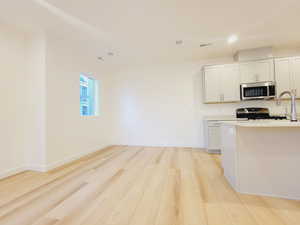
240 81 276 101
236 107 286 120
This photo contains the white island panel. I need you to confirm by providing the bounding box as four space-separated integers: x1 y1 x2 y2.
221 123 300 200
221 125 238 190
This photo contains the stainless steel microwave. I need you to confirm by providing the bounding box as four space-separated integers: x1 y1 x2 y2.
240 81 276 100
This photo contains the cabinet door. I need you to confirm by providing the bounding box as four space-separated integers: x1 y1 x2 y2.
207 125 221 150
275 58 292 97
221 64 240 102
204 66 221 103
292 57 300 97
239 59 274 83
255 59 274 82
239 63 256 83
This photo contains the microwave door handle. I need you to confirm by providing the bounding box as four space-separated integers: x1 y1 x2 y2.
241 86 244 100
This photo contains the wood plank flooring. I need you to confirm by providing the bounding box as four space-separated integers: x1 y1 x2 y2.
1 146 300 225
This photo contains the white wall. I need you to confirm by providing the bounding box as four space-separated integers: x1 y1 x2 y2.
110 61 298 148
0 22 116 176
45 38 115 168
110 63 202 147
0 23 27 178
23 33 47 170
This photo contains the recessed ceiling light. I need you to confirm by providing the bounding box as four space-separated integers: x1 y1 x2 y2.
176 40 183 45
97 57 104 61
227 35 238 44
108 52 114 56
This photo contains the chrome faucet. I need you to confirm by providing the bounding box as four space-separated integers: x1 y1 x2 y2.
277 89 298 122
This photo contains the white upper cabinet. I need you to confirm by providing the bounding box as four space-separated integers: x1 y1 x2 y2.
221 64 240 102
274 58 292 97
204 64 240 103
292 57 300 97
204 57 300 104
275 57 300 98
204 65 222 103
239 59 275 83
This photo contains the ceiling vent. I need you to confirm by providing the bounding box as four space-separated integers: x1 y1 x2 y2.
200 43 213 48
234 47 273 62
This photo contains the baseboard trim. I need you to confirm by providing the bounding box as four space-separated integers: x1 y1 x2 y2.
26 164 47 172
0 166 27 180
0 145 113 180
227 177 300 201
44 145 112 171
238 190 300 201
115 144 203 150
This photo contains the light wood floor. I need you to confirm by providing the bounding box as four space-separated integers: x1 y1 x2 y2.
1 146 300 225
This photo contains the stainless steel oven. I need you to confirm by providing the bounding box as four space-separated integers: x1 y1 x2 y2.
240 81 276 100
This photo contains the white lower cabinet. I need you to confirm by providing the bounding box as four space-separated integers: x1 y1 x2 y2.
207 124 221 151
204 119 243 154
204 120 222 154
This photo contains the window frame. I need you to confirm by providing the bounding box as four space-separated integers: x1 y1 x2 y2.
80 74 99 117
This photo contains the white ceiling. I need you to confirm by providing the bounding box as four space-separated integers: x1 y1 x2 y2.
1 0 300 64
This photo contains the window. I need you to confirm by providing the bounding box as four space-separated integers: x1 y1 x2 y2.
80 74 98 116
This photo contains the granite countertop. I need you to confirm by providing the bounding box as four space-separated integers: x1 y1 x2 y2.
203 115 247 121
221 120 300 127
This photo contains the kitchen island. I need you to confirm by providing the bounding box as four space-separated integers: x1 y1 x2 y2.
221 120 300 200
